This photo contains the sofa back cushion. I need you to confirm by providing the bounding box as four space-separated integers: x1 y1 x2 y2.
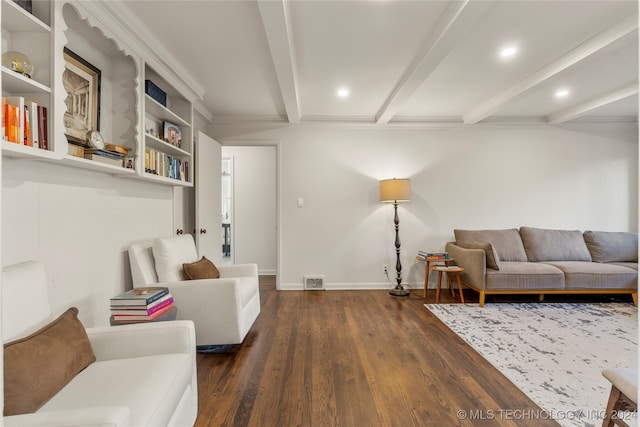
583 231 638 263
152 234 199 282
454 229 527 262
129 240 159 286
519 227 592 262
2 260 53 343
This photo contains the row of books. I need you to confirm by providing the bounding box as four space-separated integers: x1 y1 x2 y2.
2 97 48 149
418 250 451 261
110 286 174 323
144 148 190 181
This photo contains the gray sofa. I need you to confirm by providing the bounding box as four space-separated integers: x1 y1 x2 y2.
445 227 638 307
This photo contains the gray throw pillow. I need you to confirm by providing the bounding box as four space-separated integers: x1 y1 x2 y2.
457 240 501 270
583 231 638 263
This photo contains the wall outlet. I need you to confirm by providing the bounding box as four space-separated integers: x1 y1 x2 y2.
383 264 388 274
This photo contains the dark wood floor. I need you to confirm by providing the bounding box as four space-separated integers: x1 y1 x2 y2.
194 278 563 427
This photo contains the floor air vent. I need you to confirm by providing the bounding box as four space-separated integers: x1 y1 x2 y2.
303 275 325 290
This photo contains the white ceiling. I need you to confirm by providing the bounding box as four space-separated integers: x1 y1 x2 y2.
116 0 638 126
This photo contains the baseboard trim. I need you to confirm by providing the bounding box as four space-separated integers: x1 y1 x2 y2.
278 282 425 291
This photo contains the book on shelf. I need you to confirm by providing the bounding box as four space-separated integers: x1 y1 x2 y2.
38 105 48 150
27 100 39 148
84 153 123 167
67 143 85 157
144 148 190 181
110 287 169 306
84 148 124 160
3 96 24 144
111 303 174 321
104 143 130 156
110 296 174 315
2 97 48 150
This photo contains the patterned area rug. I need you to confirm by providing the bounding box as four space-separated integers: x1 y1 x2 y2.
425 303 637 427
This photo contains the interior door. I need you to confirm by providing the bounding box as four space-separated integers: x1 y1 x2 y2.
195 131 222 263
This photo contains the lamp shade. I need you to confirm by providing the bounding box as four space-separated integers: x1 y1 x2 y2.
379 178 411 203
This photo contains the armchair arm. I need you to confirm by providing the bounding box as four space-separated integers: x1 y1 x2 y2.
446 242 486 290
159 277 252 345
4 406 130 427
218 263 258 278
87 320 196 362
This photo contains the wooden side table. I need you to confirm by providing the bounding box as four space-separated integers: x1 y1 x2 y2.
429 265 465 304
417 256 456 303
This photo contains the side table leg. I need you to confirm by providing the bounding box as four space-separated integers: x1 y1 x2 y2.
423 261 431 303
455 272 465 304
436 271 443 304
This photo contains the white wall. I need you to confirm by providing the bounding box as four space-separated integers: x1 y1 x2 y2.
2 159 174 327
1 121 636 328
212 121 638 290
222 146 277 274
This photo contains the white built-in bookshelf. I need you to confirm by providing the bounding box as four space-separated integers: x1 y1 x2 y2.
1 0 195 187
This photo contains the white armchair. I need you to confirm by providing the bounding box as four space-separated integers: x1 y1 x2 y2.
128 234 261 349
2 260 197 426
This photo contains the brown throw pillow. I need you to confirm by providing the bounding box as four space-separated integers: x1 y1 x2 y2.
183 256 220 280
457 240 501 270
4 307 96 416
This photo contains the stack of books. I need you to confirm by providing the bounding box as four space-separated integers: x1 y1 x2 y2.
418 250 451 261
84 144 130 167
110 286 174 323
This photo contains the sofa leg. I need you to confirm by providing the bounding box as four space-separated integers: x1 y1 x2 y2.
539 294 544 302
479 292 485 307
632 292 638 306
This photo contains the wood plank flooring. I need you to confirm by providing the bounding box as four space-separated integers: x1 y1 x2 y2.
195 278 561 427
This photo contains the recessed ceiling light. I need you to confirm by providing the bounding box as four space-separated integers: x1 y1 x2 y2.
555 89 570 98
337 87 350 98
500 46 518 59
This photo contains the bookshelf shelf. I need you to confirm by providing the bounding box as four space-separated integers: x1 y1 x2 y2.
145 95 190 128
1 0 51 33
2 140 59 160
2 67 51 94
144 133 190 157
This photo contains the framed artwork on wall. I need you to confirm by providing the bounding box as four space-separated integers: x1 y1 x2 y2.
163 121 182 148
63 47 101 145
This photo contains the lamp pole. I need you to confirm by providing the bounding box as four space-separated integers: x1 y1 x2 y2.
389 201 409 297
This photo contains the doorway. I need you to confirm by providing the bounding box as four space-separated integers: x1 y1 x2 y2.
221 157 233 265
221 145 277 275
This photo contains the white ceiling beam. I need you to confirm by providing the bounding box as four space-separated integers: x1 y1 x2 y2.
463 12 638 124
546 83 638 124
257 0 301 123
375 0 493 125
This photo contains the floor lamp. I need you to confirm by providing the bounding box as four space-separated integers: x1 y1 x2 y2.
380 178 411 297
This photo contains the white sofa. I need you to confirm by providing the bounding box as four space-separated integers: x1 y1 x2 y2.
128 234 260 348
2 260 198 426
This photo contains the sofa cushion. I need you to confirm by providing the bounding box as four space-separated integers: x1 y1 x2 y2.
153 235 199 282
583 231 638 263
454 229 527 262
39 353 192 426
485 262 565 290
519 227 592 262
456 241 500 270
543 261 638 290
183 256 220 280
4 307 96 416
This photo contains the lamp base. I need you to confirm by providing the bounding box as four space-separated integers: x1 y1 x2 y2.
389 286 410 297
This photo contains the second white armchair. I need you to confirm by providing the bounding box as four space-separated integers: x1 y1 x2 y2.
128 234 261 348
